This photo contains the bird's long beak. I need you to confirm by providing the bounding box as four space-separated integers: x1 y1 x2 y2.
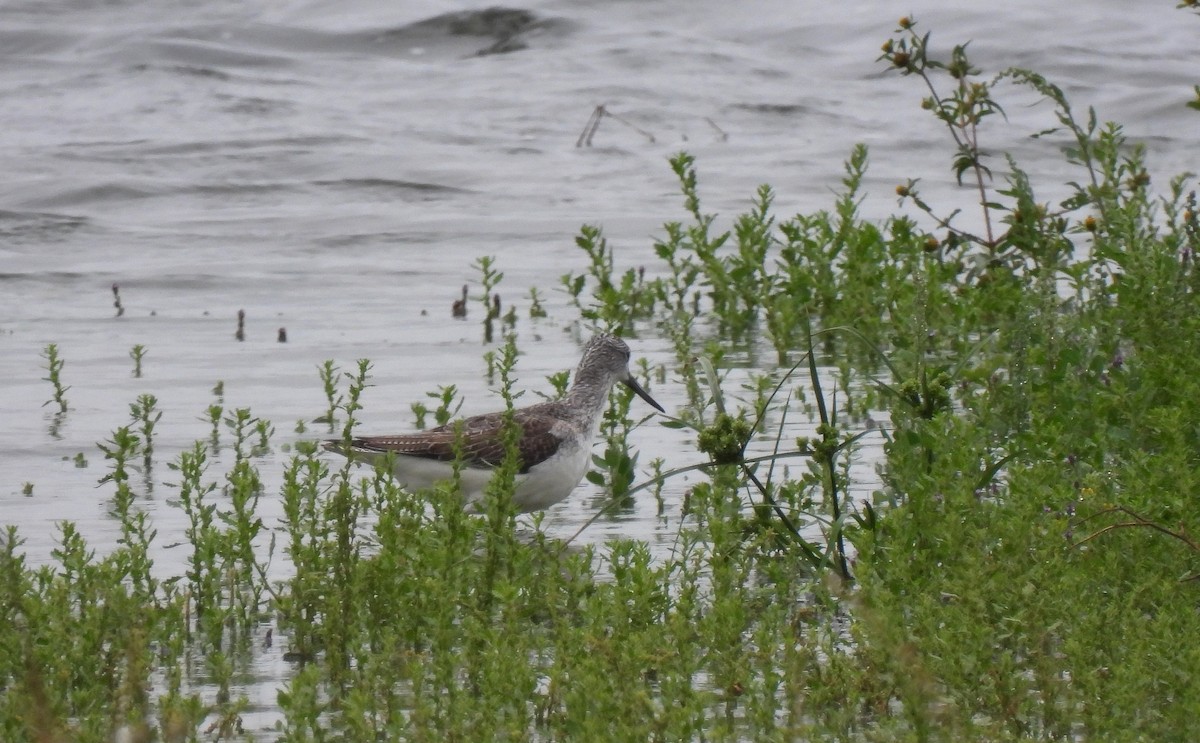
623 376 665 413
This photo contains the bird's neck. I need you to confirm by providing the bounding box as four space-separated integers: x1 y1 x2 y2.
564 374 613 428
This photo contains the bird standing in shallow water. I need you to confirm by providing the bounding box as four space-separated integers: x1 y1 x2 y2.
322 335 664 513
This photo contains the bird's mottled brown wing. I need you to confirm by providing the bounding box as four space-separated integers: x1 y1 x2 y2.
336 410 563 474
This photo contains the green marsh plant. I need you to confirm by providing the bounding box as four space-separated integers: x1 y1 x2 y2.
474 254 504 342
204 403 222 449
40 343 69 414
170 441 219 643
528 286 548 318
542 368 570 399
221 408 270 641
129 344 146 378
253 416 274 457
315 359 342 431
129 393 161 478
428 384 464 427
410 400 428 428
562 225 655 334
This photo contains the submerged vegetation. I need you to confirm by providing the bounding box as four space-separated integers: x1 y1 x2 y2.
5 16 1200 742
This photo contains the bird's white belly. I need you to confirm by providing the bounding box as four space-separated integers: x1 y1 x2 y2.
508 438 591 513
353 437 591 514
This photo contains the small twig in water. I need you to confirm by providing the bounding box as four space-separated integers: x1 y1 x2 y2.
576 104 656 147
452 284 468 319
704 117 729 142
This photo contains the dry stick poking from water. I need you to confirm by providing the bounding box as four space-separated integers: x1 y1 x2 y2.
577 105 604 147
705 116 729 141
235 309 245 341
576 104 656 147
112 283 124 317
452 284 468 318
